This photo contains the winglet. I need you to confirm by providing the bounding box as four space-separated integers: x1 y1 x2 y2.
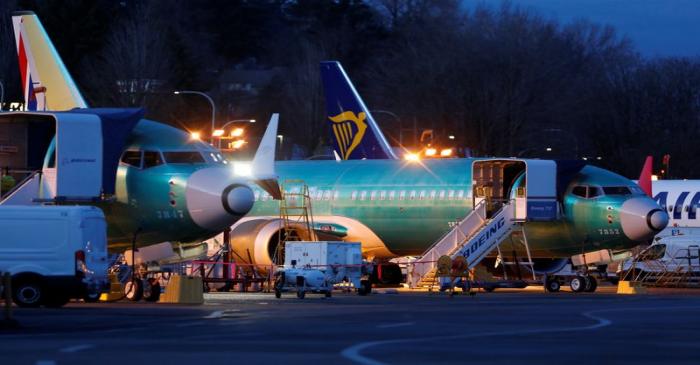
638 155 653 197
252 113 281 199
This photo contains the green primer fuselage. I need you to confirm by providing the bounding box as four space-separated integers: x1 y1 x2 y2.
248 159 642 258
47 119 226 248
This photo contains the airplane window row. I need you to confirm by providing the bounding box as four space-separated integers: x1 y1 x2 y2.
254 189 470 202
120 150 211 169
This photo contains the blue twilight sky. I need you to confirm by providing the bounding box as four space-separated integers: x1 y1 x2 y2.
471 0 700 58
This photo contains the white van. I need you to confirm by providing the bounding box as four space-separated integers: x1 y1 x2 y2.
619 236 700 280
0 205 109 307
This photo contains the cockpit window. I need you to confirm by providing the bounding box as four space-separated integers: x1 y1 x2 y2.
602 186 632 196
572 185 603 199
163 151 205 164
587 186 602 198
572 186 587 198
143 151 163 168
120 150 142 168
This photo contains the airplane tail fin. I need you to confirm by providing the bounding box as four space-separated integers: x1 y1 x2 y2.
638 155 653 197
320 61 397 160
12 11 87 111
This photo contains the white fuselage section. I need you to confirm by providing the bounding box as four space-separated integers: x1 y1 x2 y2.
653 180 700 235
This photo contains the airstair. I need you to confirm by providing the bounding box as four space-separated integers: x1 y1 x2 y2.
622 245 700 288
0 170 42 205
408 158 561 289
408 200 528 288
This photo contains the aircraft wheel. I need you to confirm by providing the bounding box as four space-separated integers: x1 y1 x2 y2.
570 276 587 293
545 277 561 292
143 279 161 302
274 289 282 298
124 278 143 301
584 276 598 292
325 290 332 298
296 290 305 299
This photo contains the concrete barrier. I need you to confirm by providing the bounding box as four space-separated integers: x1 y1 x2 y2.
617 280 647 294
160 275 204 304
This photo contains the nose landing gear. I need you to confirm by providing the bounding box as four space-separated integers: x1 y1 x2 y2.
544 273 599 293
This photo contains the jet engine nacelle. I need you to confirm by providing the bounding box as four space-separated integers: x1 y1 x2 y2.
229 218 314 267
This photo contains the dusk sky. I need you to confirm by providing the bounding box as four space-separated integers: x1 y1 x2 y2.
477 0 700 57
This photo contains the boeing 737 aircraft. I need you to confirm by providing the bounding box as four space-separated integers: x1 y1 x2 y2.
4 11 278 249
218 62 670 291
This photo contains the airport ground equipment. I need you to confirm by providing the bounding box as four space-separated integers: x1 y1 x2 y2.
619 236 700 288
408 160 556 289
0 205 109 307
275 180 318 264
274 241 371 298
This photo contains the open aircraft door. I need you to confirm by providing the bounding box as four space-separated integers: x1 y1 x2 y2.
51 113 103 199
0 109 140 205
472 159 558 221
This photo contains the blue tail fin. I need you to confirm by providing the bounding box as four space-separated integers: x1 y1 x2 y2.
320 61 397 160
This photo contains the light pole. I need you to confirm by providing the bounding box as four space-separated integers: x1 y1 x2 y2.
371 110 403 145
215 119 256 149
174 90 216 144
218 119 256 131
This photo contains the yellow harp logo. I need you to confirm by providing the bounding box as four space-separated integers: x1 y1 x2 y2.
329 111 367 160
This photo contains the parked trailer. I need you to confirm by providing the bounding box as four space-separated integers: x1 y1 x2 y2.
274 241 372 299
0 206 109 307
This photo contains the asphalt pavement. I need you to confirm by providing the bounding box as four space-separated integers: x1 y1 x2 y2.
2 287 700 365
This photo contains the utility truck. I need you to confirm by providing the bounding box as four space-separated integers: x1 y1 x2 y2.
0 206 109 307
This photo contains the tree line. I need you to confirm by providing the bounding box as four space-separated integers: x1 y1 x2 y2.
1 0 699 178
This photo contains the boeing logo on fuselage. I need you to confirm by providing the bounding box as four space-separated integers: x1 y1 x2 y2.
654 191 700 220
461 217 506 259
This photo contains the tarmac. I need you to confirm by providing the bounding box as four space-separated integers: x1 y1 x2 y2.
2 285 700 365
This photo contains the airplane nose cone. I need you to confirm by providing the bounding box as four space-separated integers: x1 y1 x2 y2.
619 197 669 241
223 184 256 215
185 167 254 231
